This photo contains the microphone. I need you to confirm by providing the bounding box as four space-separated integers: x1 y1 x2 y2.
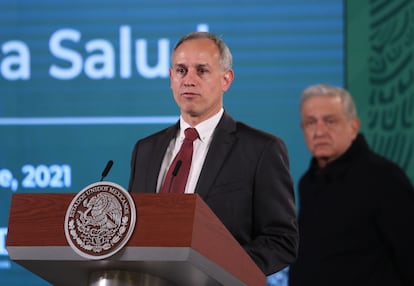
167 160 182 193
100 160 114 181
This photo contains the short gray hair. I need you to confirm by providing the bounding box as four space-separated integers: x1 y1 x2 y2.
300 84 358 119
173 32 233 70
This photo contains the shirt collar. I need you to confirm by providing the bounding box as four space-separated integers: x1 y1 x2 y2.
179 108 224 143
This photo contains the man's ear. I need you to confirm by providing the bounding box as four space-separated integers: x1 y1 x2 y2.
351 118 361 135
222 69 234 92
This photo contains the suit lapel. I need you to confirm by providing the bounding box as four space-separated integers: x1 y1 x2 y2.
195 112 237 198
146 124 179 192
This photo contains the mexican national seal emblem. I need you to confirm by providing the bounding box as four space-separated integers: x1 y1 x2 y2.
64 181 136 260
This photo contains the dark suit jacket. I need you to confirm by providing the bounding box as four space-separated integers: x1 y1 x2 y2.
128 111 298 275
289 134 414 286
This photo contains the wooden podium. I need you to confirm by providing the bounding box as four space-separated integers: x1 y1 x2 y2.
6 193 266 286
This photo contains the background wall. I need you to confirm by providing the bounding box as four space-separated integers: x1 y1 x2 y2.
346 0 414 183
1 1 345 285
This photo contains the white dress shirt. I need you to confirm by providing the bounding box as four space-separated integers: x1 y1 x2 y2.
157 108 224 193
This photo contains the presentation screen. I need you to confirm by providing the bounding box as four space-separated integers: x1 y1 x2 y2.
0 0 343 284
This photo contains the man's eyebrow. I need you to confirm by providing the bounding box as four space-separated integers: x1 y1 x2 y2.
173 63 186 67
322 114 338 119
173 63 210 68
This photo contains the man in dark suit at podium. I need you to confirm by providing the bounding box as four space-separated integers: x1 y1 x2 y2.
128 31 298 275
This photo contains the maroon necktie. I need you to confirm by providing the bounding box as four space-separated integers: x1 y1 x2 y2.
160 128 199 193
